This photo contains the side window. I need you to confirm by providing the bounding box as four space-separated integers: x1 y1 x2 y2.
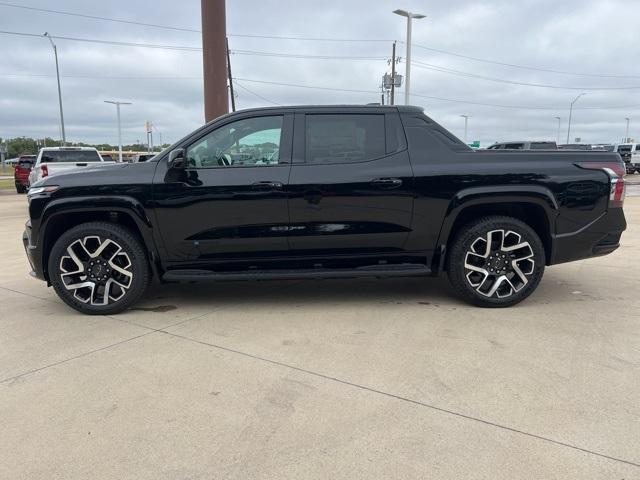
187 116 283 168
505 143 524 150
305 114 385 164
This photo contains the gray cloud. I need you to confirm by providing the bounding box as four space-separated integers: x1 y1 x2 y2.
0 0 638 146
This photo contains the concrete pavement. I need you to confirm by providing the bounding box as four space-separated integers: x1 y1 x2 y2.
0 190 638 479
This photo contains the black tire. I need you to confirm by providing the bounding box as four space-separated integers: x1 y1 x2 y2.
446 216 545 308
48 222 150 315
15 184 25 194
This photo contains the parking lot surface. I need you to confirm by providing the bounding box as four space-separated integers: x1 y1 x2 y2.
1 189 639 479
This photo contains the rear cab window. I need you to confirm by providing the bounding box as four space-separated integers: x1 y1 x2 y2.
305 114 386 164
530 142 556 150
40 150 102 163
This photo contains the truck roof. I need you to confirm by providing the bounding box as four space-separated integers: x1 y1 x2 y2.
219 104 424 116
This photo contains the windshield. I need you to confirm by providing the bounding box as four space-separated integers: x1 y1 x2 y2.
617 145 632 152
40 150 102 163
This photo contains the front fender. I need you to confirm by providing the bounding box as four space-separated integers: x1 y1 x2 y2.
35 195 159 281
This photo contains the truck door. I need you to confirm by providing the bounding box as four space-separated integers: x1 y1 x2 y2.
152 113 293 264
287 110 414 255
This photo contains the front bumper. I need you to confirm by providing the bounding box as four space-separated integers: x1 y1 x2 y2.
550 208 626 265
23 220 46 281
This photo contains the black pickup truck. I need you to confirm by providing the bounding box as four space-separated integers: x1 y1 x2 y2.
23 105 627 314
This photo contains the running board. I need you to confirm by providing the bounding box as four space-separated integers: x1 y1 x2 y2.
162 263 431 282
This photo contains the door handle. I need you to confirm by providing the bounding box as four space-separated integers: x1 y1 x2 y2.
371 177 403 189
75 163 88 167
252 180 284 190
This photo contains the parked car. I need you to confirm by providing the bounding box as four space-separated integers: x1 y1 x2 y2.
558 144 593 150
487 141 557 150
13 155 35 193
23 105 627 314
28 147 114 186
4 157 20 166
615 143 640 174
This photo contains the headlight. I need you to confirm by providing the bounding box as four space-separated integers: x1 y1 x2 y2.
27 185 59 197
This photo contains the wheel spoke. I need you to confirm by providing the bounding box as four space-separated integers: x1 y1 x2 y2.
463 228 536 299
58 234 134 306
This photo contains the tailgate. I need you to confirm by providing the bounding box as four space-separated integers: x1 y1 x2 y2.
42 162 96 177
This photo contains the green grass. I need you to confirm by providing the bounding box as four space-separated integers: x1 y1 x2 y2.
0 178 15 190
0 165 14 176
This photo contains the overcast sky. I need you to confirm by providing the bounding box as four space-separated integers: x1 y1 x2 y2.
1 0 639 146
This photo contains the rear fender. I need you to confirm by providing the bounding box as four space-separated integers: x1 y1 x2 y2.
434 185 559 271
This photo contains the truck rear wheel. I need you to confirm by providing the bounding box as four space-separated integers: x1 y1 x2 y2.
48 222 150 315
446 216 545 307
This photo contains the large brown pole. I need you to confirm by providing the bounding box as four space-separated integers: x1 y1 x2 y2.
201 0 228 122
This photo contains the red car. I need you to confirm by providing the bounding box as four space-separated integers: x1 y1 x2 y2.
14 155 35 193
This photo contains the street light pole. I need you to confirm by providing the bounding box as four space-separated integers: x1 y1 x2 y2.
624 117 630 143
104 100 132 163
566 93 586 144
44 32 66 146
554 116 561 145
460 115 470 144
393 9 426 105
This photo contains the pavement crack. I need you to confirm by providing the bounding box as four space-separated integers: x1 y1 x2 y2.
159 330 640 470
0 331 154 385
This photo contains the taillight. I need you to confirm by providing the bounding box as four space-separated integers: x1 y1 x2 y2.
577 162 625 208
41 164 48 177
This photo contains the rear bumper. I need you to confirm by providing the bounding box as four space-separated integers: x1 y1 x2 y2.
550 208 626 265
23 220 46 281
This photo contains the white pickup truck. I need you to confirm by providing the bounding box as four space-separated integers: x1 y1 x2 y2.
28 147 114 186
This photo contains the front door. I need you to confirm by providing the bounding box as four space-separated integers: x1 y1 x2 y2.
287 111 414 255
153 113 293 265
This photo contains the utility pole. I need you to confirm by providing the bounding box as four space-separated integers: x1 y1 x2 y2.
104 100 132 163
201 0 228 122
554 116 561 144
44 33 66 145
460 115 470 144
390 41 396 105
566 93 586 144
226 37 236 112
624 117 630 142
393 9 426 105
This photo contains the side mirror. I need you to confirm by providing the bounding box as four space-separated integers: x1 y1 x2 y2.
168 148 186 169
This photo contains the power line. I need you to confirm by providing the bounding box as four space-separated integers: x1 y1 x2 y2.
0 1 391 42
233 78 640 110
0 30 202 50
405 41 640 79
231 49 386 61
411 60 640 90
234 81 281 106
2 70 637 110
1 2 637 79
0 1 201 33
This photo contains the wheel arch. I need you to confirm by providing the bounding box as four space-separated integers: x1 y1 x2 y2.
434 187 558 272
39 197 161 282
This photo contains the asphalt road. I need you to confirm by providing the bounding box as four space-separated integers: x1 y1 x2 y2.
0 190 638 479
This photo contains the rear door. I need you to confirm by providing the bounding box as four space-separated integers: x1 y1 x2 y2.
287 109 414 255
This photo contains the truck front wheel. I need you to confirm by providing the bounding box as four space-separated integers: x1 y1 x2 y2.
48 222 150 315
446 216 545 307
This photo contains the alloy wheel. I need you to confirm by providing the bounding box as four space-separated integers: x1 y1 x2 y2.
463 229 535 298
58 235 133 305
